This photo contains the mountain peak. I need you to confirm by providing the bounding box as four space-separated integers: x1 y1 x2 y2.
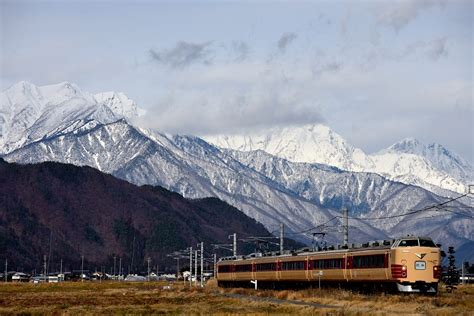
0 81 143 154
377 137 473 184
38 81 86 102
10 80 35 90
386 137 423 153
94 91 145 120
204 123 375 171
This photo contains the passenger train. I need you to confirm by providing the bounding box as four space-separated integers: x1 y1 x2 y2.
217 236 441 294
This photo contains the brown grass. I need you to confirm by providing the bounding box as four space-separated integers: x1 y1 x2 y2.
0 281 472 315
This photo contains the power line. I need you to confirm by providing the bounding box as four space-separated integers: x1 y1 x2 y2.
286 192 472 236
436 207 474 219
345 192 470 221
285 216 340 236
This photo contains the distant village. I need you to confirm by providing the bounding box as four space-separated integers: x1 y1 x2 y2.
1 269 215 284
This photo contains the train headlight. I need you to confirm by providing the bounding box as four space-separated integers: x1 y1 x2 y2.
401 265 407 277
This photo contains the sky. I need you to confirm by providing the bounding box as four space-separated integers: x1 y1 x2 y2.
1 0 473 162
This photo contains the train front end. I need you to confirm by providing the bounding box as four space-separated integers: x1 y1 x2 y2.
390 237 441 294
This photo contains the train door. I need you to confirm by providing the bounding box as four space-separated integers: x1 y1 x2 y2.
305 257 310 281
347 255 353 280
276 260 281 281
343 254 347 280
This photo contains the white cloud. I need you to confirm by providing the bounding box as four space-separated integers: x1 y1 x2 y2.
376 0 446 31
137 60 324 135
277 32 298 53
426 37 448 60
149 41 214 69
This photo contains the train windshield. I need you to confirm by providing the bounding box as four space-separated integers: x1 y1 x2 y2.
398 239 419 247
396 238 437 247
419 239 437 247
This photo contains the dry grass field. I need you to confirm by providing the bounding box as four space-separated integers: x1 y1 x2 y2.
0 280 473 315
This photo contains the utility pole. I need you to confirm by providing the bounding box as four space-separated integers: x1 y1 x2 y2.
213 254 217 278
176 257 180 280
232 233 237 256
81 255 84 283
43 255 47 283
4 259 7 283
147 257 151 282
60 259 63 282
189 247 193 287
194 250 198 287
113 256 116 280
462 261 465 285
280 223 284 254
343 208 349 247
119 258 122 281
200 242 204 287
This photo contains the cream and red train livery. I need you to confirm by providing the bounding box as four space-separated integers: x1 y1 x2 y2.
217 236 441 293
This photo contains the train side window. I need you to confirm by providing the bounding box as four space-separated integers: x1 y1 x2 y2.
312 259 343 269
256 263 276 271
282 261 305 270
218 265 231 273
353 255 385 268
235 264 252 272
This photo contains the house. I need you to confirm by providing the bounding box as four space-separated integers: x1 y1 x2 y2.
12 272 30 282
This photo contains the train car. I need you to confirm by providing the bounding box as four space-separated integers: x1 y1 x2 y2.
217 236 441 294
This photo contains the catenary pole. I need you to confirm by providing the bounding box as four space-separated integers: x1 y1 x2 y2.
280 223 284 254
81 255 84 283
194 250 198 287
189 247 193 287
233 233 237 256
343 208 349 247
213 254 217 278
200 242 204 287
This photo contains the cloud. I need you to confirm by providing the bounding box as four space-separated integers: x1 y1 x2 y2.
137 60 325 135
149 41 213 68
138 88 325 135
376 0 446 31
426 37 448 60
231 41 250 62
312 61 343 78
277 32 297 53
397 36 448 61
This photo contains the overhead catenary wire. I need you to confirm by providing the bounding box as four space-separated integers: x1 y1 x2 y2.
346 192 470 221
285 216 340 236
286 192 473 236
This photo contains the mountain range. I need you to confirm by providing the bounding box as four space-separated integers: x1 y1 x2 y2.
1 81 472 261
204 125 473 195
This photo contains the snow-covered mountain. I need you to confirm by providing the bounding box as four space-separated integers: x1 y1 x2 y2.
204 124 472 194
375 138 474 186
4 119 390 244
224 149 473 246
0 81 144 155
205 124 375 172
1 81 473 260
94 91 145 120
